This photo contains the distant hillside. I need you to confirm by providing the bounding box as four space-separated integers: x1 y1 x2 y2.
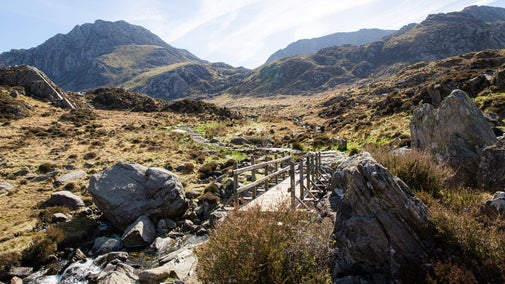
266 29 395 63
0 20 203 91
231 5 505 96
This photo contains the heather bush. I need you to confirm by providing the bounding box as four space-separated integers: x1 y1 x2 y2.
196 205 333 283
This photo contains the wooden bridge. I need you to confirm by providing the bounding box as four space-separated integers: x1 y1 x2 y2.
227 151 340 211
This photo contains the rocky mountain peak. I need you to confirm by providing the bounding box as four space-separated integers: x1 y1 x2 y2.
0 20 202 91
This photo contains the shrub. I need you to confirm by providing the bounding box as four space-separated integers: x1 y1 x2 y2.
198 162 219 179
196 205 333 283
292 142 304 151
366 146 452 197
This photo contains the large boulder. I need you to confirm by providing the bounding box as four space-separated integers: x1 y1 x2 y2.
410 89 497 186
478 136 505 190
332 152 429 282
0 65 75 109
88 162 188 230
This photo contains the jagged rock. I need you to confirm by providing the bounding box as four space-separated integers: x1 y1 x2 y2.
0 65 75 108
40 190 85 210
331 152 429 282
93 236 122 255
87 162 188 230
0 181 14 191
92 262 138 284
478 136 505 190
410 89 497 186
55 170 86 186
121 215 156 248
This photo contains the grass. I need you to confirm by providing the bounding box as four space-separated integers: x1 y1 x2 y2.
196 204 334 284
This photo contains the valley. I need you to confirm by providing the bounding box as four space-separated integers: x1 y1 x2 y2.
0 4 504 284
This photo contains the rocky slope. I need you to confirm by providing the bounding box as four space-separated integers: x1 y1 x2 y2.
266 28 395 63
231 5 505 96
0 20 203 91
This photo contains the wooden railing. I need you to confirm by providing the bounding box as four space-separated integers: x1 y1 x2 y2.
232 155 291 206
230 151 334 209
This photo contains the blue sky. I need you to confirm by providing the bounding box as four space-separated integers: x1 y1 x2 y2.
1 0 505 69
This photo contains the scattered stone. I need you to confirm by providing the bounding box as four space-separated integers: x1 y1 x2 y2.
92 262 138 284
87 162 188 230
485 191 505 213
55 170 86 186
410 89 497 186
52 212 71 223
331 152 429 282
93 236 122 256
0 181 14 191
40 190 85 210
9 276 23 284
14 169 29 177
31 170 59 182
150 237 176 252
83 161 95 168
121 215 156 248
93 251 129 266
157 218 176 235
9 266 33 278
230 137 250 145
181 219 197 233
209 210 228 228
156 245 199 281
478 136 505 190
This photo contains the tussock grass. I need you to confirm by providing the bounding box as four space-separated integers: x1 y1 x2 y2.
196 205 334 284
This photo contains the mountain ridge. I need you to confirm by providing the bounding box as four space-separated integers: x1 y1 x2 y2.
265 28 395 63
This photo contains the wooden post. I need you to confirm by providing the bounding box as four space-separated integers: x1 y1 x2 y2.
290 160 295 209
274 154 279 184
264 156 269 191
233 163 239 207
251 156 257 199
306 155 311 194
299 159 304 201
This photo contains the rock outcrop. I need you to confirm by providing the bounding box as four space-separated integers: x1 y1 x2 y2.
410 89 497 186
331 152 429 282
87 162 188 230
0 65 75 108
478 136 505 189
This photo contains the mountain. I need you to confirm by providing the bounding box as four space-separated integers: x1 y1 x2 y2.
0 20 203 91
231 5 505 96
265 28 395 63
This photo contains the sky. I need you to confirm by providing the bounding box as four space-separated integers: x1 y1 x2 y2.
1 0 505 69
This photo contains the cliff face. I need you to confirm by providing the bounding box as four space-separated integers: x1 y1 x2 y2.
0 20 202 91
